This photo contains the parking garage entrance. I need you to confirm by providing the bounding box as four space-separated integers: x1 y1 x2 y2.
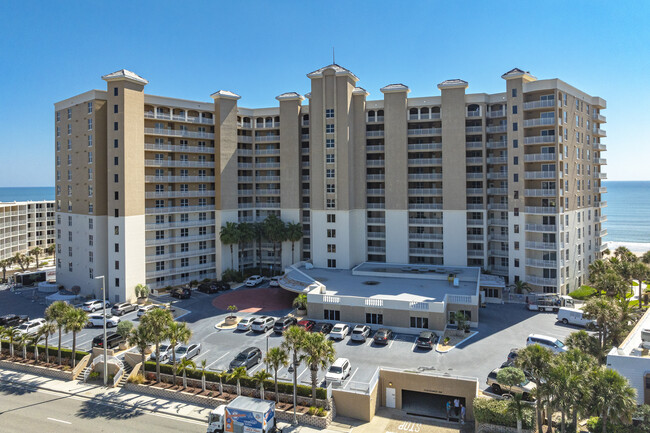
402 390 465 421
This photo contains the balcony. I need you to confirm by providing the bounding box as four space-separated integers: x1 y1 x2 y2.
599 229 608 237
594 158 607 164
367 218 386 224
238 135 253 143
255 189 280 195
524 117 555 127
524 135 556 145
407 173 442 181
408 113 440 121
467 219 485 226
366 130 385 138
598 187 607 194
237 149 253 156
255 122 280 129
486 156 507 164
145 175 215 183
367 188 385 196
409 233 443 241
367 145 385 152
409 218 442 225
489 249 509 257
488 219 508 226
367 232 386 240
144 128 214 139
144 143 215 154
523 99 555 110
367 203 385 209
366 174 386 181
408 143 441 151
238 162 253 169
595 215 607 223
525 224 556 232
238 176 253 183
408 158 442 166
488 233 508 241
524 153 558 162
525 206 558 214
526 241 557 250
467 173 483 179
465 126 483 133
255 148 281 156
467 234 484 241
467 250 485 257
594 129 607 137
255 176 281 182
487 188 507 195
408 248 443 256
367 116 384 123
255 162 281 169
146 263 216 279
255 135 281 142
367 160 385 167
145 190 215 199
255 202 281 209
368 246 386 254
301 147 310 154
595 172 607 179
487 203 508 210
487 110 506 118
486 141 507 149
487 172 507 180
594 143 607 151
408 188 442 196
466 157 483 165
146 248 216 262
238 190 253 196
240 122 252 129
466 142 483 149
466 188 483 195
302 134 310 141
145 219 215 231
599 243 609 252
145 111 214 125
525 189 557 197
593 113 606 123
407 128 441 136
596 201 608 208
145 160 214 168
486 125 507 133
526 259 559 268
466 110 481 118
526 276 558 286
145 205 212 215
408 203 442 210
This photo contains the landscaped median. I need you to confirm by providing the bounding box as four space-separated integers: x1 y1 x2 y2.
0 341 90 380
127 361 333 428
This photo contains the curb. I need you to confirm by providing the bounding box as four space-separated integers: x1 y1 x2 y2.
435 331 479 353
0 374 208 423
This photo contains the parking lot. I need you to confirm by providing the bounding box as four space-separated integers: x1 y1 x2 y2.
1 285 579 394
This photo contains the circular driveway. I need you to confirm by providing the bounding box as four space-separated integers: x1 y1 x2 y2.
212 286 295 314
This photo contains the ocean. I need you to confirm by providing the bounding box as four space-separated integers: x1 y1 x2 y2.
0 187 54 202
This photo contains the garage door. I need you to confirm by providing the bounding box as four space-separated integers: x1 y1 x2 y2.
402 390 465 421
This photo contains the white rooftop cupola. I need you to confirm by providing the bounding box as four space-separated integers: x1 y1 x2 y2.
101 69 148 85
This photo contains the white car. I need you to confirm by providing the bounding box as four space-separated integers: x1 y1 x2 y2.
81 299 111 313
325 358 351 385
16 318 47 336
526 334 567 354
151 343 172 362
173 343 201 362
237 317 255 331
245 275 264 287
137 304 165 317
87 313 120 328
251 316 275 332
330 323 350 340
269 276 281 287
350 325 371 342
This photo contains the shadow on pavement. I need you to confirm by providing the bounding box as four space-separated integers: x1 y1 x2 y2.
76 395 146 420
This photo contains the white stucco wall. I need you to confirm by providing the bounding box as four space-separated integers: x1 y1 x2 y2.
443 210 468 266
385 210 408 264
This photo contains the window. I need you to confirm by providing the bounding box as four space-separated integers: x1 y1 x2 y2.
114 209 119 217
181 258 189 267
513 173 518 182
327 214 336 223
514 259 519 268
326 124 335 134
67 139 72 150
68 247 72 257
326 184 335 193
88 135 92 147
57 229 61 239
114 191 119 200
512 105 518 114
88 118 93 130
113 104 118 113
326 139 335 148
326 169 335 178
511 89 517 98
56 156 60 166
114 174 119 182
89 251 93 263
56 112 60 122
67 185 72 196
114 87 118 96
114 243 119 253
88 151 93 163
326 109 334 118
326 199 336 208
56 126 60 137
324 309 340 321
327 229 336 238
67 108 71 119
327 259 337 268
512 122 518 131
114 156 119 166
57 258 61 268
89 235 93 246
327 244 336 253
88 186 93 197
326 154 335 163
366 313 383 325
69 262 73 272
514 224 519 234
114 139 118 148
514 207 519 216
156 246 165 256
410 316 429 328
89 218 93 229
513 156 518 165
115 278 120 287
514 241 520 250
68 155 72 165
56 141 60 152
68 231 72 242
114 121 118 131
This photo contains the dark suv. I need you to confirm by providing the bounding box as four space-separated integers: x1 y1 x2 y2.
170 287 191 299
229 347 262 371
92 332 124 349
416 331 437 350
273 316 297 334
0 314 29 327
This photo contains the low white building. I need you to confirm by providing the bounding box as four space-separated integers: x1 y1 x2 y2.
606 308 650 405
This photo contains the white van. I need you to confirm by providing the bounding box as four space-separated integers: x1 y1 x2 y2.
557 307 594 328
526 334 567 354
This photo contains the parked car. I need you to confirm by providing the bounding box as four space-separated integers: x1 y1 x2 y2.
486 367 536 399
506 348 520 364
81 299 111 313
92 332 124 349
197 283 219 294
313 322 333 335
137 304 164 317
87 313 120 328
150 343 172 362
350 325 371 342
273 316 297 334
173 343 201 361
416 331 437 350
0 314 29 327
237 317 256 331
330 323 350 340
170 287 191 299
297 320 316 332
245 275 264 287
526 334 567 354
229 347 262 371
111 302 137 316
373 328 393 345
251 316 275 333
269 276 281 287
325 358 351 384
557 307 594 328
16 318 46 336
215 281 231 291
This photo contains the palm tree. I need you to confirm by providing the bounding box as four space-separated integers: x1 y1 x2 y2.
128 325 153 377
588 259 609 284
135 283 150 300
45 300 71 365
199 359 208 391
217 370 227 395
12 253 32 272
263 214 287 274
561 349 597 431
228 366 248 396
19 332 30 359
614 246 636 263
282 325 307 411
265 347 289 403
220 222 240 271
140 307 173 382
64 307 88 367
176 358 196 389
285 222 303 265
30 332 44 362
512 280 531 294
301 331 335 406
29 246 43 269
40 322 56 364
583 297 622 353
45 244 56 259
629 261 649 308
292 294 308 312
167 321 192 386
0 259 12 283
0 326 5 355
253 369 272 400
238 222 255 273
6 327 20 358
641 250 650 265
252 222 265 267
591 367 637 433
515 344 553 432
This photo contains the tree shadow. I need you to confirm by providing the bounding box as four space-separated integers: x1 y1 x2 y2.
75 394 145 420
0 374 38 395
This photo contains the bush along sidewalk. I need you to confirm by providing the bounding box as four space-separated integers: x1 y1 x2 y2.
1 340 88 362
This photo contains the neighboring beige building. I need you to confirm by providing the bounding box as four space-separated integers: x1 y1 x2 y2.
0 201 55 262
54 65 607 302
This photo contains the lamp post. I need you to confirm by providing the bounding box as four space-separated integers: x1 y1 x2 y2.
287 359 298 425
95 275 107 386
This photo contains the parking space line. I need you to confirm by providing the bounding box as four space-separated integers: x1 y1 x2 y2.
411 337 418 351
207 351 230 369
344 367 359 386
366 338 373 346
248 363 263 374
388 339 395 349
296 367 309 381
195 349 211 361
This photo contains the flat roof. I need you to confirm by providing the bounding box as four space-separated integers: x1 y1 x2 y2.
609 308 650 358
284 262 479 303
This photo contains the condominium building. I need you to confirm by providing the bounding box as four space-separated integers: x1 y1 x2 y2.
0 201 56 261
54 65 607 303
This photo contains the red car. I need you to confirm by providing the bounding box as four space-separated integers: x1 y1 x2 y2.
297 320 315 332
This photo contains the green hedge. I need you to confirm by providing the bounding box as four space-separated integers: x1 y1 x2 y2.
568 285 597 300
473 397 535 430
1 340 88 361
144 361 326 399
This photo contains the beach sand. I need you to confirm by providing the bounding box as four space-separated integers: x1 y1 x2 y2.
606 241 650 256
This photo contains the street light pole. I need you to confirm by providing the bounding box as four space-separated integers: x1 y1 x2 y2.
95 275 107 386
288 357 298 425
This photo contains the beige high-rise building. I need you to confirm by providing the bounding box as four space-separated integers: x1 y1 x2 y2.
0 201 55 262
54 65 607 302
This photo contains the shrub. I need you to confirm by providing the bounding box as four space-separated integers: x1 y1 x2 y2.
116 320 134 339
473 397 535 430
189 280 199 287
316 407 326 417
569 285 597 300
127 374 145 384
108 374 114 382
89 371 100 380
0 340 88 361
222 268 243 283
308 406 317 416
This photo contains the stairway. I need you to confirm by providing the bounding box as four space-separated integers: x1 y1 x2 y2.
117 363 133 387
80 366 93 383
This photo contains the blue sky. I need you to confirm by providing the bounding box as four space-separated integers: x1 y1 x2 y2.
0 0 648 186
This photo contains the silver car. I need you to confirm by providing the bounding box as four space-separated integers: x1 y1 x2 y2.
151 343 172 362
172 343 201 362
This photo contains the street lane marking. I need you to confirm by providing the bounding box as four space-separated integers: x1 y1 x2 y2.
47 418 71 424
207 351 230 369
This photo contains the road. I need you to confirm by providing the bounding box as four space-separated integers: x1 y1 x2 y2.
0 382 206 433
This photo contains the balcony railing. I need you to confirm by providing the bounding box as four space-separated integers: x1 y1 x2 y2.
524 117 555 127
408 188 442 196
409 218 443 225
486 141 507 149
145 111 214 125
145 160 213 168
523 99 555 110
486 125 507 133
367 188 385 195
594 129 607 137
255 135 281 142
145 175 215 183
487 203 508 210
487 188 507 195
409 248 443 256
466 142 483 149
525 189 557 197
487 172 507 180
145 205 212 215
367 145 385 152
467 219 485 226
594 158 607 164
466 188 483 195
366 174 385 181
407 128 441 136
367 160 385 167
367 218 386 224
238 135 253 143
255 176 281 182
407 173 442 180
524 153 557 162
409 233 443 240
465 126 483 133
488 219 508 226
144 143 214 154
524 135 556 145
487 110 506 118
145 190 215 199
489 249 509 257
408 143 441 151
145 219 215 230
526 259 559 268
366 130 385 137
408 158 441 166
526 241 557 250
466 157 483 165
595 172 607 179
367 232 386 239
255 122 280 129
255 149 281 156
144 128 214 139
368 246 386 254
407 203 442 210
525 206 558 214
526 276 558 286
486 157 507 164
525 224 556 232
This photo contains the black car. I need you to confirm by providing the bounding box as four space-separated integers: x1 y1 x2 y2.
92 332 124 349
229 347 262 371
197 283 218 294
312 322 333 334
273 316 297 334
373 328 393 345
416 331 437 350
170 287 191 299
0 314 29 327
215 281 231 291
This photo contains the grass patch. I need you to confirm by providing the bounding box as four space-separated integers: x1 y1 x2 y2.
569 285 597 300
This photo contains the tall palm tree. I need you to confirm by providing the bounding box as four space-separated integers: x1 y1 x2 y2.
30 332 44 362
641 250 650 265
0 325 6 355
228 366 248 396
140 307 173 382
281 325 306 411
285 222 303 265
301 331 336 406
40 322 57 364
64 307 88 367
496 367 526 433
217 370 227 395
167 321 192 385
6 327 20 358
128 325 153 377
238 222 255 273
29 246 43 269
199 359 208 392
588 259 609 285
19 332 30 359
515 343 553 432
629 261 649 308
12 253 32 272
561 349 597 431
583 297 622 352
176 358 196 389
591 367 637 433
220 222 240 271
0 259 12 283
45 244 56 259
253 369 272 400
45 300 71 365
263 214 286 274
265 346 289 403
